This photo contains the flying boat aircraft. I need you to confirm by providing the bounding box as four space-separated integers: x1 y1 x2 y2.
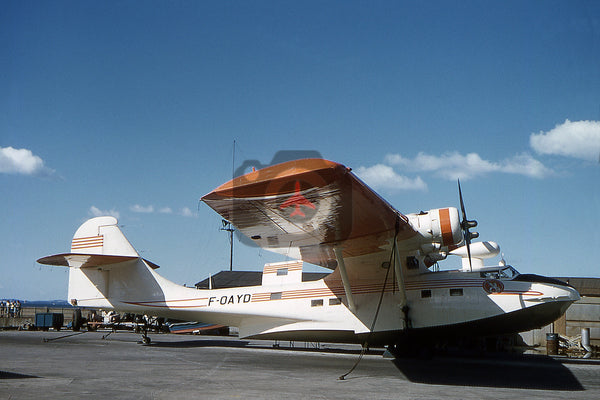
38 158 579 353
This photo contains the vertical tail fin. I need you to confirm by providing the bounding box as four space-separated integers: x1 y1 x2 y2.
38 216 145 308
70 216 138 257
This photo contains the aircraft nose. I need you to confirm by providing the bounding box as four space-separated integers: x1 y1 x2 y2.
565 285 581 302
526 283 581 305
552 284 581 304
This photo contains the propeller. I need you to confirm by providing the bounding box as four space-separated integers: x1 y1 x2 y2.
458 180 479 271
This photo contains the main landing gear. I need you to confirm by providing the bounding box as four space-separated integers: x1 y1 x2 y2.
136 315 152 345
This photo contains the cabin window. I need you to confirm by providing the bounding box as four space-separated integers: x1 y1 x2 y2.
311 299 324 307
276 268 288 276
329 298 342 306
270 292 282 300
450 288 463 296
421 289 432 298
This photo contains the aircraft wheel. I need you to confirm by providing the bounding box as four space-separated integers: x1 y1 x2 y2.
72 309 82 332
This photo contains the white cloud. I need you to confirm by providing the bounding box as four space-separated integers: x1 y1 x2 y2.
355 164 427 191
499 153 553 178
384 151 552 180
127 204 188 216
530 119 600 161
130 204 154 213
0 146 54 177
89 206 120 219
180 207 195 217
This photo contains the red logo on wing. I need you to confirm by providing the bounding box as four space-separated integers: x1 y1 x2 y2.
279 181 316 217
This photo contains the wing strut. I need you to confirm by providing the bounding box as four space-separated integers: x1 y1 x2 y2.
392 213 410 329
393 241 408 310
333 247 356 312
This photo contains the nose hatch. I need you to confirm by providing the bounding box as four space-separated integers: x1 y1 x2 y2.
565 285 581 302
523 281 580 304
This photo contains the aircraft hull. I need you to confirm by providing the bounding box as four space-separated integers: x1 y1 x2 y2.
244 297 575 345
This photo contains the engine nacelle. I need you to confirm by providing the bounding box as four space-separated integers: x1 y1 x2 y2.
407 207 463 252
449 241 500 270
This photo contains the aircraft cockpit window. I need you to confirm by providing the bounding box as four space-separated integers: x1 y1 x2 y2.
499 266 519 279
480 266 519 280
480 270 500 279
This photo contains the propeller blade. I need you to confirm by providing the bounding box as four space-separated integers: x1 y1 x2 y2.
465 235 473 271
458 179 476 271
458 179 467 221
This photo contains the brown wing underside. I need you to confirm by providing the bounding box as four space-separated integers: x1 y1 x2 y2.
201 159 417 269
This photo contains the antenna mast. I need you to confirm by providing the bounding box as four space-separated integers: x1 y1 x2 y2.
221 219 234 271
221 140 236 271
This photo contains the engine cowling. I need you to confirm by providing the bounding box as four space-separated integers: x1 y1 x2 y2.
449 241 500 270
407 207 463 253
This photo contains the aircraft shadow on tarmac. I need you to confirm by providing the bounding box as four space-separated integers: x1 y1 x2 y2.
392 355 584 390
143 338 584 390
149 338 382 355
0 371 39 380
150 339 251 349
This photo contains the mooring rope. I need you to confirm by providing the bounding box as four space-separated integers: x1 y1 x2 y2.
338 219 400 380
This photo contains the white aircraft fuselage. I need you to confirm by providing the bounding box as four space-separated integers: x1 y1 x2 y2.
40 216 578 346
38 159 579 349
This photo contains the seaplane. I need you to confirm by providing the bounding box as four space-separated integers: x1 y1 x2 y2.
38 158 579 354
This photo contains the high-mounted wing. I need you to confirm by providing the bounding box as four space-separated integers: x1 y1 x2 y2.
201 159 417 268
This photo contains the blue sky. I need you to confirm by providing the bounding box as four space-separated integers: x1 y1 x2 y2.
2 1 599 300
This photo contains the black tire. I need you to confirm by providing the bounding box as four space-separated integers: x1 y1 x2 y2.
73 309 82 332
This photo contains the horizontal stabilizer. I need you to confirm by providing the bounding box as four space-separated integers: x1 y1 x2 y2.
37 216 160 269
38 253 134 268
37 253 160 269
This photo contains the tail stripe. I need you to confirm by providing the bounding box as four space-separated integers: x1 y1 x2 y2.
71 235 104 250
